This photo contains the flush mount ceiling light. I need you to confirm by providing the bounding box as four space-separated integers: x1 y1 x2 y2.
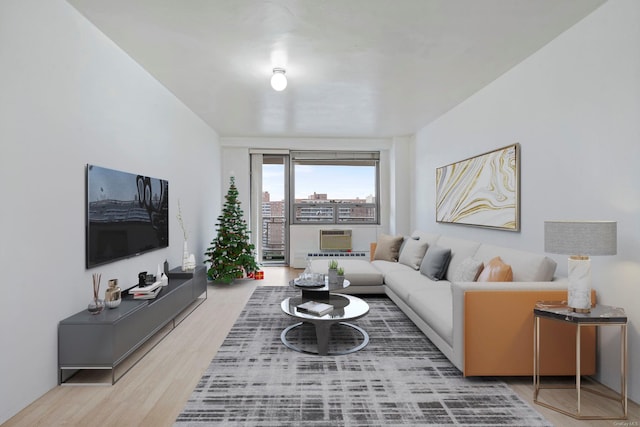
270 68 287 91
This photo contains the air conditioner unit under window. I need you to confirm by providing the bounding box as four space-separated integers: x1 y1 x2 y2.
319 229 352 251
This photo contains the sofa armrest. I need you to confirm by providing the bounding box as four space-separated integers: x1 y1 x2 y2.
451 281 596 376
451 281 569 353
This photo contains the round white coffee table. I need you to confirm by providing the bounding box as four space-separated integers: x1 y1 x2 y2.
280 293 369 356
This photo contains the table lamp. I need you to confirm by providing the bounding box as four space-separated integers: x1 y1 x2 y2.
544 220 617 313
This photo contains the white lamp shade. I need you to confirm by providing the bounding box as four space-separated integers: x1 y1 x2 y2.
270 69 287 91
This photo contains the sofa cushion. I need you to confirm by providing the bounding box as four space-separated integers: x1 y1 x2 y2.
451 257 484 282
474 244 557 281
384 269 439 302
436 236 482 282
398 237 429 270
373 233 404 262
476 256 513 282
371 259 414 277
309 259 383 286
409 284 453 346
419 245 452 281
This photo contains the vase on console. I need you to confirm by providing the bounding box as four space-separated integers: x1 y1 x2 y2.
104 279 121 309
182 240 189 271
88 273 104 315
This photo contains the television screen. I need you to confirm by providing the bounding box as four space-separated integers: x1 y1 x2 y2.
86 164 169 268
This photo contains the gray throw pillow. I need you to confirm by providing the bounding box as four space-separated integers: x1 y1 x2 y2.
398 238 429 270
419 245 452 281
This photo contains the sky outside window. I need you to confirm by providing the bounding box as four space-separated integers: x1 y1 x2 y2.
263 164 375 201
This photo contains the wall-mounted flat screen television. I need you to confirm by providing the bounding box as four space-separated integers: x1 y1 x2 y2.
86 164 169 268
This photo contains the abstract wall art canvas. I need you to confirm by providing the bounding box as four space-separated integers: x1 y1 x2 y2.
436 144 520 231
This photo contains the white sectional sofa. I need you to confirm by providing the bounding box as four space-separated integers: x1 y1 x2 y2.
309 230 597 376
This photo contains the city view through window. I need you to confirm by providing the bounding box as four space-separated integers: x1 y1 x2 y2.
261 163 377 262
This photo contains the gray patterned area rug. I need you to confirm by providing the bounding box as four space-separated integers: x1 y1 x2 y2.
175 286 551 426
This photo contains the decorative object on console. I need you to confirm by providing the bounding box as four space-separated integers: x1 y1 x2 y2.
182 241 190 271
159 273 169 287
88 273 104 314
204 176 258 283
186 254 196 271
436 144 520 231
336 267 345 286
176 199 190 271
138 271 147 287
104 279 121 308
128 279 162 299
544 220 617 312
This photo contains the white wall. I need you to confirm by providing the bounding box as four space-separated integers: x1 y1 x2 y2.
220 137 413 267
0 1 221 423
413 0 640 402
389 136 414 237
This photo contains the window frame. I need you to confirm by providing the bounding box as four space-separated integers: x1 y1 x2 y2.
290 151 380 225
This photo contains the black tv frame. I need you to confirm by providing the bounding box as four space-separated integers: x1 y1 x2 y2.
86 164 169 268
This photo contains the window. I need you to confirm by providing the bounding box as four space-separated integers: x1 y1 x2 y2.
291 151 379 224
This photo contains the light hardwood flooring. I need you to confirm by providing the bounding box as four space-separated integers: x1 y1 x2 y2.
4 267 638 426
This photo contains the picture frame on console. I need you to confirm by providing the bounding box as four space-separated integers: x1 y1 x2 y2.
435 143 520 231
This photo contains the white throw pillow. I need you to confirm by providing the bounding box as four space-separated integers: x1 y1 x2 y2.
451 257 484 282
398 238 429 270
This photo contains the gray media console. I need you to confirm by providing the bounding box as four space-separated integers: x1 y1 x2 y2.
58 265 207 385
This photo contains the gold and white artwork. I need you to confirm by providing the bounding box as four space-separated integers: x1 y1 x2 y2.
436 144 520 231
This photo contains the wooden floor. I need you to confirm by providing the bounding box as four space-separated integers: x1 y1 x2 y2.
5 267 638 426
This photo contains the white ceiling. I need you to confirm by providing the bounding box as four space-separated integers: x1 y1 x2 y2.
68 0 606 139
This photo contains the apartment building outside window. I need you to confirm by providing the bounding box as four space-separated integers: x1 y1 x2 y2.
290 151 379 225
257 150 380 264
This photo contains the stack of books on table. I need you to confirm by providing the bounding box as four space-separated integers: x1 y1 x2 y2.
128 281 162 300
296 300 334 316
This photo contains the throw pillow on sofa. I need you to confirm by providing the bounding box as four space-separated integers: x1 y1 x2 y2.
419 245 452 281
476 256 513 282
373 233 404 262
398 237 429 270
451 257 484 282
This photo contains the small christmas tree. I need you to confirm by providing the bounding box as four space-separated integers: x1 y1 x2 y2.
205 176 258 283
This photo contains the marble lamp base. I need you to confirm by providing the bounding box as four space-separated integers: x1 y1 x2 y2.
568 256 592 313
